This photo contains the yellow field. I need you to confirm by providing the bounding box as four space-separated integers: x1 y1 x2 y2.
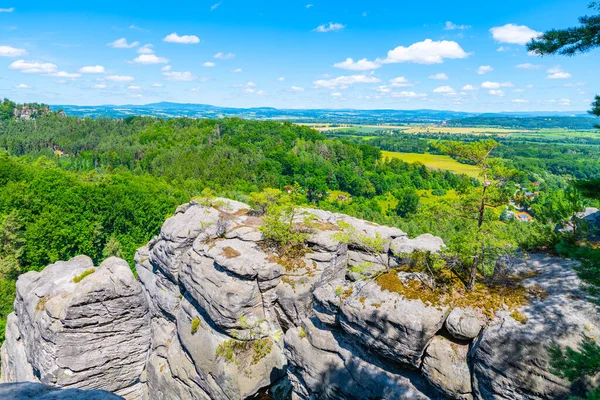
382 151 481 178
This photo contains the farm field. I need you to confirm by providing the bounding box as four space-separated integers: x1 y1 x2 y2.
381 151 481 178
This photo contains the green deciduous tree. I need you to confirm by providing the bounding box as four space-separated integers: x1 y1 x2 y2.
434 139 517 289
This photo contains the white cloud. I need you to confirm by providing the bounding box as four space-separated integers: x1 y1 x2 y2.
527 84 534 89
129 25 148 32
152 83 163 87
137 44 154 54
547 66 571 79
92 84 107 89
377 86 391 93
50 71 81 79
381 39 469 64
0 45 27 57
106 75 135 82
488 90 505 96
132 54 169 64
16 83 29 89
163 33 200 44
232 68 243 73
428 73 448 80
214 52 235 59
444 21 470 30
512 99 528 103
314 22 345 33
277 77 285 81
314 75 380 88
127 85 142 90
161 65 172 71
162 70 196 81
516 63 541 69
490 24 541 45
0 7 14 12
432 86 455 94
291 86 305 92
108 38 139 48
462 84 477 91
560 98 571 106
391 91 426 98
497 46 510 52
477 65 493 75
564 82 585 87
202 61 216 67
79 65 105 74
481 81 513 89
235 81 256 88
211 2 222 11
306 4 313 8
333 58 380 70
9 60 58 74
331 92 342 97
389 76 413 87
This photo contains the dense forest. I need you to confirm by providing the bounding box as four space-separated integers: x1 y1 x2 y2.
446 116 598 130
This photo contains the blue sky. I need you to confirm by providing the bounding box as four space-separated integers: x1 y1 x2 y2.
0 0 597 111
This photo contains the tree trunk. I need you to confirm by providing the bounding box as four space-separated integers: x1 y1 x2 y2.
468 183 488 291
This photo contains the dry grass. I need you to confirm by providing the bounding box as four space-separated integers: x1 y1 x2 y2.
381 151 482 179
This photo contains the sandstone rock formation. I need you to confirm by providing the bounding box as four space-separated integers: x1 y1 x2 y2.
0 382 123 399
2 198 599 400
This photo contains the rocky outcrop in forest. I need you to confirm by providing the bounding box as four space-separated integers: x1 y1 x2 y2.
1 198 599 399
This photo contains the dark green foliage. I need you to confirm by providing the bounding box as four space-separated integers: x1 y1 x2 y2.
575 178 600 199
549 335 600 381
393 188 420 217
527 2 600 56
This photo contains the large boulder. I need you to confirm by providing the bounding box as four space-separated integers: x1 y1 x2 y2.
422 337 473 400
339 279 450 368
0 382 124 399
1 256 150 398
472 255 600 399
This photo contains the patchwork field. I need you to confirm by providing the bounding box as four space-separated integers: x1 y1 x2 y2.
381 151 481 178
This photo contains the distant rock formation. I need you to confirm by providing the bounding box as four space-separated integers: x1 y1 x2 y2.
1 198 599 399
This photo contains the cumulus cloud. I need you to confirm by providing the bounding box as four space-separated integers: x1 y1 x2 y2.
108 38 139 48
462 84 477 91
9 60 58 74
0 45 27 57
481 81 513 89
128 85 142 90
490 24 541 45
512 99 528 103
432 86 455 94
161 65 172 71
50 71 81 79
389 76 413 87
497 46 510 52
313 75 380 89
488 90 505 96
92 84 107 89
477 65 493 75
163 33 200 44
314 22 345 33
162 70 196 81
444 21 471 30
559 98 571 105
291 86 305 92
152 83 164 87
547 66 571 79
0 7 14 12
277 77 285 81
132 54 169 64
516 63 541 69
333 58 380 71
16 83 29 89
202 61 216 67
137 44 154 54
380 39 469 64
331 92 342 97
391 91 427 98
429 73 448 80
106 75 135 82
79 65 105 73
214 52 235 59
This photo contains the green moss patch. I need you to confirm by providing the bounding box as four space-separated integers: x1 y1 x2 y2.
73 268 95 283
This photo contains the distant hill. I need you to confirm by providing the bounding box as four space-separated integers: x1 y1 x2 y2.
51 102 595 128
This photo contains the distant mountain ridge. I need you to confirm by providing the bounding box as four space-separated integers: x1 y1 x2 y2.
51 102 593 126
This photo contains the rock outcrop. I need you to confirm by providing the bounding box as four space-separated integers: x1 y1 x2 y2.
2 198 599 400
0 382 123 399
